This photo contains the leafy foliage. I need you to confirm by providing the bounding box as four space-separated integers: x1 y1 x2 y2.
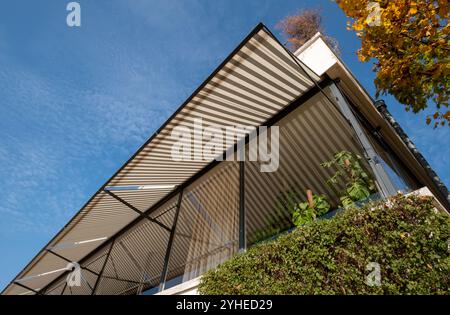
199 194 450 295
292 194 331 226
337 0 450 127
249 191 299 245
276 8 340 53
274 190 303 216
250 191 331 244
249 211 291 245
321 151 377 207
250 151 374 244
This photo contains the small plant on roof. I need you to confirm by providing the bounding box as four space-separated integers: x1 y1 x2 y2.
321 151 377 207
276 8 340 54
292 190 330 227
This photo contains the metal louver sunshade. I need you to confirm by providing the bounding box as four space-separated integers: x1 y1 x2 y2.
2 23 319 295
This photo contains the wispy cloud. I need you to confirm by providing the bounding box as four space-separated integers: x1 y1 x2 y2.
0 140 80 235
0 16 181 236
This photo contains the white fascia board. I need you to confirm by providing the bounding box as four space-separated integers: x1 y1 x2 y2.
294 32 338 77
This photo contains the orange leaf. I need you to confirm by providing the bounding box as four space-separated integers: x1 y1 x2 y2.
409 7 418 15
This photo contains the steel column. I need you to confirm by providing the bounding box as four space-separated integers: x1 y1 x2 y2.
329 83 398 197
91 239 115 295
60 282 67 295
239 161 246 251
158 190 184 292
105 189 172 232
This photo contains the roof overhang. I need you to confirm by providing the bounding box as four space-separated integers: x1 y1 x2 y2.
3 23 320 295
295 33 450 211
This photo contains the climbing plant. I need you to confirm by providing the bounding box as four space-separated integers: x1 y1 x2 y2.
321 151 377 207
292 193 331 227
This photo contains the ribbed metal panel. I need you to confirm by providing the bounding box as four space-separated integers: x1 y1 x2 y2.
93 197 178 295
6 284 35 296
165 162 240 285
41 90 367 295
245 88 365 244
45 280 66 295
12 252 67 293
66 269 97 295
3 24 318 295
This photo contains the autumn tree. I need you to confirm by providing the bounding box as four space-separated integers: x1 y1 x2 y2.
277 8 339 54
337 0 449 127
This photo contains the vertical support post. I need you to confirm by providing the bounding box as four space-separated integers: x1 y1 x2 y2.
329 83 397 198
91 239 115 295
60 282 67 295
239 161 246 251
158 189 184 292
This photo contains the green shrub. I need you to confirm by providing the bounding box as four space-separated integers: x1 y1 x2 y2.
199 194 450 295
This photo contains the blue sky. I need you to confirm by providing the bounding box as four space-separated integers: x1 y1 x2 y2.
0 0 448 291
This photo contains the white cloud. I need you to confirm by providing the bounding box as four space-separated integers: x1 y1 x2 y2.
0 33 178 235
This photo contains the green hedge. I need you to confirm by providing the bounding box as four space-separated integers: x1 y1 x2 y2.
199 194 450 294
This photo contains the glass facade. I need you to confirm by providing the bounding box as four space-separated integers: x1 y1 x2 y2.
44 88 417 295
162 162 240 291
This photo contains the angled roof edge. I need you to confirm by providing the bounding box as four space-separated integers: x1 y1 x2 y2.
3 22 320 295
